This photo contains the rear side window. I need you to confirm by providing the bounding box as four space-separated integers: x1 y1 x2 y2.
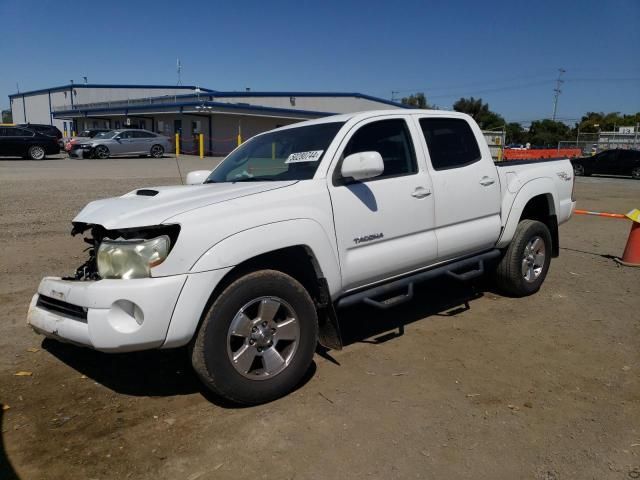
133 131 156 138
342 119 417 179
420 118 481 170
7 128 33 136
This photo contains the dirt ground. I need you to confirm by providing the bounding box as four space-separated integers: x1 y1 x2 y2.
1 156 639 480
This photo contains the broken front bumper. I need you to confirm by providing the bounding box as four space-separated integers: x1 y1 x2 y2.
27 275 187 352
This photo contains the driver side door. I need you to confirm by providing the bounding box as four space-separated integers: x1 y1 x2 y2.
328 117 437 291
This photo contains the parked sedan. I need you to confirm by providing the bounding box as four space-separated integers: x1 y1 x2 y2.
68 129 171 159
0 126 61 159
572 149 640 179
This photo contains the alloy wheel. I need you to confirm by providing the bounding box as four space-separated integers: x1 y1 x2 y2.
226 296 300 380
522 236 546 282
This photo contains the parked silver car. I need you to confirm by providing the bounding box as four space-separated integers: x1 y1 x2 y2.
68 129 172 159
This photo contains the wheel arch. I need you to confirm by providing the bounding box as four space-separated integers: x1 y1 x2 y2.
184 244 343 351
497 179 559 257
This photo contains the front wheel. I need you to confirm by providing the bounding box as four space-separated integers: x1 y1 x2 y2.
27 145 46 160
573 163 589 176
93 145 110 159
632 166 640 180
191 270 318 405
494 219 552 297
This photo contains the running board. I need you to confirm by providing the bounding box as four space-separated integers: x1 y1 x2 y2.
336 249 501 310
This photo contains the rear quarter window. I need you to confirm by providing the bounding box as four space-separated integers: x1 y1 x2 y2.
419 118 481 170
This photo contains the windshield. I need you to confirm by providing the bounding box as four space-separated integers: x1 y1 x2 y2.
94 130 118 139
206 122 345 183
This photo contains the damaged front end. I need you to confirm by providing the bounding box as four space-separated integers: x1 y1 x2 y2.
65 223 180 281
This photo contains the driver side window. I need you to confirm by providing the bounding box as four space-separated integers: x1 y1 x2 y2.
342 119 417 180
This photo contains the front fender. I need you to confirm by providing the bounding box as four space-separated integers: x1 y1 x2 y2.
497 177 558 248
190 219 342 296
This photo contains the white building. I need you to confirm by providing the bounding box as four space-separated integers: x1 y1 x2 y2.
9 84 406 155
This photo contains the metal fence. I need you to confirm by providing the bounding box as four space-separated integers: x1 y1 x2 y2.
559 131 640 156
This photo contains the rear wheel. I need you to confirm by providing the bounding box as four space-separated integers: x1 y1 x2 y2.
27 145 45 160
191 270 318 405
495 219 552 297
150 144 164 158
93 145 110 159
632 166 640 180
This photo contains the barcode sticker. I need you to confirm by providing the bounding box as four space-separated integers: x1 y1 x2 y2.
285 150 324 163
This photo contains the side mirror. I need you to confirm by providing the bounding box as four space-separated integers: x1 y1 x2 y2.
186 170 211 185
341 151 384 182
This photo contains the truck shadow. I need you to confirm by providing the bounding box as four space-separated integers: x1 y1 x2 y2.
337 276 484 349
41 339 317 408
42 276 486 406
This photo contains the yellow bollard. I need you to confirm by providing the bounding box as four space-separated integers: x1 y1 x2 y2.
237 133 242 146
175 133 180 157
72 131 76 137
199 133 204 159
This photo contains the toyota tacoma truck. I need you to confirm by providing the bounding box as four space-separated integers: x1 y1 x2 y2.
27 110 576 404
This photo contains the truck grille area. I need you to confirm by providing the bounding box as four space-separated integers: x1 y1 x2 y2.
36 295 88 323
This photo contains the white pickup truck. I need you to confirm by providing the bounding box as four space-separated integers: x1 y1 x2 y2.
27 110 576 404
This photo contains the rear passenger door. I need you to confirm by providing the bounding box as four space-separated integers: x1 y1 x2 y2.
328 117 437 291
132 130 155 154
416 116 502 261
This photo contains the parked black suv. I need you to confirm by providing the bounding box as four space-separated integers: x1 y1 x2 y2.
18 123 64 147
0 126 61 159
571 149 640 179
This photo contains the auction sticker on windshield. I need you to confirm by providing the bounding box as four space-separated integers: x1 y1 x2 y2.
285 150 324 164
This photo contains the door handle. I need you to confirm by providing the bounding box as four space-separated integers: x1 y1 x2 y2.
479 176 495 186
411 187 432 198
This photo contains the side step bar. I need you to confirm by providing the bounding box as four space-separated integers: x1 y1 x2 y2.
336 249 501 310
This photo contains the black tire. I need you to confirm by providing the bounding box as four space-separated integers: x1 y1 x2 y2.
632 166 640 180
93 145 110 159
150 144 164 158
573 163 590 177
191 270 318 405
27 145 46 160
494 219 552 297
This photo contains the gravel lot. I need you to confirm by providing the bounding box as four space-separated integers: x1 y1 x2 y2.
1 156 639 479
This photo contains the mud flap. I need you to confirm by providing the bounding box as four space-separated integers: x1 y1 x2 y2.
316 278 343 350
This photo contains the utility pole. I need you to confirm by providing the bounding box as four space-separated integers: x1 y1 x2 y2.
176 58 182 86
552 68 565 121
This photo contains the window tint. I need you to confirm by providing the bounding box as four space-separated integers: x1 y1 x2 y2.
343 119 417 179
119 131 134 139
133 131 155 138
7 128 33 136
419 118 481 170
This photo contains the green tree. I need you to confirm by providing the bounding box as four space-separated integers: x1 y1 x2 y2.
452 97 504 130
505 122 526 144
528 119 570 147
1 109 12 123
401 92 431 109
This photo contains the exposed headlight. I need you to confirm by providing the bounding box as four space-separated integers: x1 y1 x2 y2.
97 235 170 279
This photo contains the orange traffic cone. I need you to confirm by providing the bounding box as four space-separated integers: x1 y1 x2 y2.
615 209 640 267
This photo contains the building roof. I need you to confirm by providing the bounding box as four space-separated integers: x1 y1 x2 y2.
9 84 212 99
9 84 407 109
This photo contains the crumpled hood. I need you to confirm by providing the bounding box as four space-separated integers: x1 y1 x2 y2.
73 181 297 229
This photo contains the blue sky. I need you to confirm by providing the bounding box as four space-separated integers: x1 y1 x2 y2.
1 0 638 125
